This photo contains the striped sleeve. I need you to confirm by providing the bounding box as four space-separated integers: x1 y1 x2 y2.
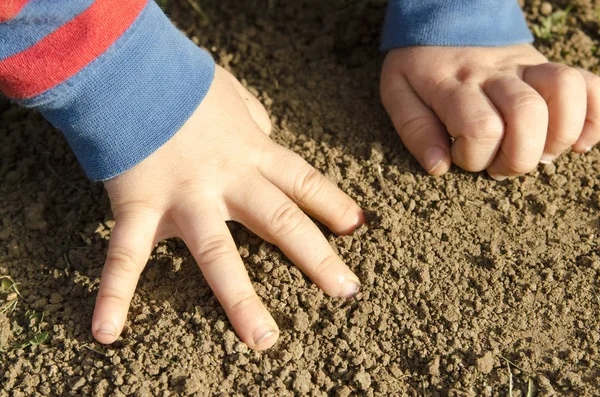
0 0 215 181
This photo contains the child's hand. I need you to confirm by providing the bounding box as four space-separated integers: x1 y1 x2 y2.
93 66 364 350
381 44 600 179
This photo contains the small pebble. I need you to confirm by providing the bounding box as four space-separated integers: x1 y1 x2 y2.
540 2 553 16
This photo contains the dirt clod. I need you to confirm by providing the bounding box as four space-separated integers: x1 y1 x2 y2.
292 309 310 332
354 370 372 390
476 351 495 374
293 369 313 393
428 355 441 377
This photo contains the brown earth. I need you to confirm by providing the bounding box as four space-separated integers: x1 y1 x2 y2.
1 0 600 395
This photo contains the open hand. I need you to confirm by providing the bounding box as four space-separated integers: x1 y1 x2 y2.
381 44 600 179
93 66 364 350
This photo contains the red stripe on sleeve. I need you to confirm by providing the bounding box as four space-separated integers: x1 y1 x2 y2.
0 0 31 23
0 0 147 99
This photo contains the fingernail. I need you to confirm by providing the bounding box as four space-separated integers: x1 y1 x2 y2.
96 323 115 337
254 325 277 345
540 153 556 164
339 280 361 299
424 147 446 173
490 174 508 181
584 146 593 153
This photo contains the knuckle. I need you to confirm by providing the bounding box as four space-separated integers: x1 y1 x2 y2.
269 201 306 237
551 133 578 149
294 167 325 205
196 235 236 266
501 151 537 175
97 287 130 305
552 65 585 88
399 115 439 143
428 75 457 108
312 254 340 278
106 246 144 277
511 92 547 115
428 75 455 98
463 113 504 141
229 292 258 314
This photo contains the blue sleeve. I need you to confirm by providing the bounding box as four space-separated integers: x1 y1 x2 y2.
3 1 215 181
381 0 533 51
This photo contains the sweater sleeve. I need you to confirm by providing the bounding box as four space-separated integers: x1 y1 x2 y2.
0 0 215 181
381 0 533 51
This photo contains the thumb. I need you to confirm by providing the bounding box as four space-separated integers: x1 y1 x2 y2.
226 68 272 136
92 211 160 344
381 69 451 175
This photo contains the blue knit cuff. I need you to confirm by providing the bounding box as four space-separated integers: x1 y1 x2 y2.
20 1 215 181
381 0 533 51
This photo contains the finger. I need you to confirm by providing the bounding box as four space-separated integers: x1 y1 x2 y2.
228 72 272 136
228 175 361 299
176 208 278 350
428 81 505 171
483 75 549 179
523 63 587 163
380 70 451 175
573 68 600 153
92 211 161 344
259 142 364 235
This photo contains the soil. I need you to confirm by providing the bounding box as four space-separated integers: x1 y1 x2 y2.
1 0 600 395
